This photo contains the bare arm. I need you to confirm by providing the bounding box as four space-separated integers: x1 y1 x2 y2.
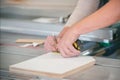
65 0 99 27
57 0 120 57
72 0 120 35
59 0 99 38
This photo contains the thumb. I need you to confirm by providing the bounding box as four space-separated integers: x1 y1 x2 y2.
57 27 70 42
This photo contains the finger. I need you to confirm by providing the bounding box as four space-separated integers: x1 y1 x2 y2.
47 41 58 51
57 44 76 58
56 37 60 43
47 36 56 45
44 43 57 52
44 37 57 51
68 45 80 56
57 40 74 58
59 48 69 58
57 44 69 58
62 45 76 57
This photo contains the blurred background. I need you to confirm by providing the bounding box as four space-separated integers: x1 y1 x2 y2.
0 0 120 80
1 0 77 20
0 0 79 35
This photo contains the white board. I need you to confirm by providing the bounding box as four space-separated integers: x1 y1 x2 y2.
9 52 95 78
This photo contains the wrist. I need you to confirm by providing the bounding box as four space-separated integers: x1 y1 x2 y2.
70 26 81 37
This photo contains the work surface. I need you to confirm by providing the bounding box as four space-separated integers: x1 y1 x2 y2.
0 32 120 80
10 52 95 78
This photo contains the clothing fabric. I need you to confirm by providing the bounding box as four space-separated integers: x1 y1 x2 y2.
64 0 106 27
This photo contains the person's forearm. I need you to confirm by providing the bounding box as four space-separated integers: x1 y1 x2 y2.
65 0 99 27
73 0 120 35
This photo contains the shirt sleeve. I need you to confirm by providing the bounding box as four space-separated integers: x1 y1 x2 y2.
64 0 100 27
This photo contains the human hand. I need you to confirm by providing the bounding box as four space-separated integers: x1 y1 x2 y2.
57 27 70 42
44 27 69 52
44 36 58 52
57 27 80 58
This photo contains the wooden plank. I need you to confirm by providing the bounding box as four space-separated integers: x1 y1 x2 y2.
9 52 95 78
16 39 44 44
